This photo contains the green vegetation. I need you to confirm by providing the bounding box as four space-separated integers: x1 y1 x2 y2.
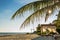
36 24 41 35
34 24 55 35
53 11 60 34
56 29 60 34
36 31 41 35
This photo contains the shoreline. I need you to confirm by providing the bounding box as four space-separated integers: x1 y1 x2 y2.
0 34 60 40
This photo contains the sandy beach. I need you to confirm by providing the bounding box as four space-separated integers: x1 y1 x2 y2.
0 34 60 40
0 34 39 40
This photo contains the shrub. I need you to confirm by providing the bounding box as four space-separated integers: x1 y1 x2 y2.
56 28 60 34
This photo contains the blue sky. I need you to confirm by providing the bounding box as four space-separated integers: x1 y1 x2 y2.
0 0 38 32
0 0 59 32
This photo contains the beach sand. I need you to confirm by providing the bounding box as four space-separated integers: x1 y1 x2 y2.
0 34 60 40
0 34 39 40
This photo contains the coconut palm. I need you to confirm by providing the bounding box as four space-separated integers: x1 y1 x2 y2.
11 0 60 29
11 0 57 19
20 1 60 28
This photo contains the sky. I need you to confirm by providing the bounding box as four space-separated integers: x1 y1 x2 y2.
0 0 59 32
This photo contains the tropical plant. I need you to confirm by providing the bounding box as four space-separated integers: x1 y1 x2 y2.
53 11 60 33
36 24 41 35
11 0 60 29
53 20 60 27
53 11 60 27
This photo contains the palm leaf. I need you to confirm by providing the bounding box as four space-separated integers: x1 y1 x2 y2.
11 0 54 19
53 11 60 23
45 1 60 21
20 2 60 29
53 20 60 27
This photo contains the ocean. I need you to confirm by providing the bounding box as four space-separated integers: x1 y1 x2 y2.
0 32 26 36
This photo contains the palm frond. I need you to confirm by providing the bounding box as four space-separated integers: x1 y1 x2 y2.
20 2 60 29
53 11 60 24
45 7 55 22
11 0 54 19
45 1 60 21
